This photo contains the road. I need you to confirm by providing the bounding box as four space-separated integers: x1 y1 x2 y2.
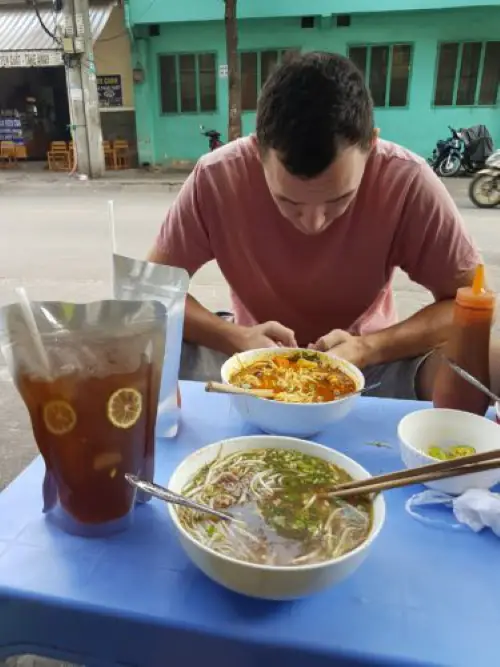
0 177 498 491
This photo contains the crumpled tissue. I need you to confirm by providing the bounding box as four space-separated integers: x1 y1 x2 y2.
405 488 500 536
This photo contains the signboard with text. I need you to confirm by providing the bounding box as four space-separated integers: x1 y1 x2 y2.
0 51 63 68
0 116 23 143
96 74 123 108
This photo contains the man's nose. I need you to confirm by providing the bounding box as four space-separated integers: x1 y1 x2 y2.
300 206 326 232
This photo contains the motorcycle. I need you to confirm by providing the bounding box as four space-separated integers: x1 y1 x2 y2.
428 124 494 178
428 126 463 177
469 149 500 208
200 125 223 151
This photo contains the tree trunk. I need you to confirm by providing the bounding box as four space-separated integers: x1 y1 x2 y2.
224 0 242 141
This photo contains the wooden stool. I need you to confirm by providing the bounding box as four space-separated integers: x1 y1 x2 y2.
113 140 130 170
47 141 70 171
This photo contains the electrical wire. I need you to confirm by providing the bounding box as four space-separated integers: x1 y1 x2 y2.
28 0 63 47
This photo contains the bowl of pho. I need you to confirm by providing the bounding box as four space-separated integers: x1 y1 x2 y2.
168 434 385 600
221 348 365 437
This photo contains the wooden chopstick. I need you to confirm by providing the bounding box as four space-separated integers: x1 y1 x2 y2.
326 458 500 498
205 381 274 399
329 448 500 493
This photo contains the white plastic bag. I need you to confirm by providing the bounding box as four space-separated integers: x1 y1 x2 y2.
453 489 500 536
113 254 189 437
406 488 500 536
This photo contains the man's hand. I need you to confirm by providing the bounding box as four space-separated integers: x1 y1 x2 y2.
309 329 372 368
236 321 298 352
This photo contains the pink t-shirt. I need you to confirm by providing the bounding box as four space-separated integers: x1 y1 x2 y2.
155 137 479 347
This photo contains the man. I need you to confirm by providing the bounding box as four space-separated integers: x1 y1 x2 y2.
148 51 483 400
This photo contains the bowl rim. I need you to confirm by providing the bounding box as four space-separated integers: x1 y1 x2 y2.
220 347 366 407
398 407 499 464
167 434 386 573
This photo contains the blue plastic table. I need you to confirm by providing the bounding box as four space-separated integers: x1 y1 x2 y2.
0 381 498 667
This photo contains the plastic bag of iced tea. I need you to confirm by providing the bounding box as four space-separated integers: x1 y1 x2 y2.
0 299 167 537
113 254 189 438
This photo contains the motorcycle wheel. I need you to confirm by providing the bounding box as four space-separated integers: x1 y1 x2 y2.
437 154 462 177
469 174 500 208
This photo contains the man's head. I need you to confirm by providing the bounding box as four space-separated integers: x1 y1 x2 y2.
256 51 376 234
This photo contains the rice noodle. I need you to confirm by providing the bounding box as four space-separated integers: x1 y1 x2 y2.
229 351 357 403
177 448 372 567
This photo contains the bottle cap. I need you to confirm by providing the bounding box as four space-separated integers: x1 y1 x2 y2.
456 264 495 310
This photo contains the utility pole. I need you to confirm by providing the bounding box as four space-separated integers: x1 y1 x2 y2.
224 0 242 141
62 0 105 177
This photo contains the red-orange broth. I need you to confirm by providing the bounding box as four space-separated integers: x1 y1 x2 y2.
230 352 357 403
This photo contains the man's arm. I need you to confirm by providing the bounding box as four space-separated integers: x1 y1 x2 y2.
360 281 471 367
362 162 479 366
147 244 245 354
147 166 248 355
318 162 480 368
149 167 297 354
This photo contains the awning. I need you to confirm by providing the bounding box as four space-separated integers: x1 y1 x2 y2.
0 3 113 66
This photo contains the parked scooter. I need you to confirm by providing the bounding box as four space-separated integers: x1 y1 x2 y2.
469 149 500 208
428 126 463 177
200 125 224 151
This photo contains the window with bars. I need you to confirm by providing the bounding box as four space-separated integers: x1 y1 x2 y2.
159 53 217 114
240 48 300 111
348 44 412 108
433 41 500 106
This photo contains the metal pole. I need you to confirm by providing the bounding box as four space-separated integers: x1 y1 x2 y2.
63 0 104 177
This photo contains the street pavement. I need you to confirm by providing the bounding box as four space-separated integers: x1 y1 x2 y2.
0 173 498 666
1 176 499 491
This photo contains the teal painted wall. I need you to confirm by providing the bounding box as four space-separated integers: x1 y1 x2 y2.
131 8 500 164
129 0 500 24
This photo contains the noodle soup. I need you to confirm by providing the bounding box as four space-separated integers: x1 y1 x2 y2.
177 447 372 567
229 350 357 403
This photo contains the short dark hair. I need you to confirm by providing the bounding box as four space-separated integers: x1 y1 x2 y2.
256 51 374 178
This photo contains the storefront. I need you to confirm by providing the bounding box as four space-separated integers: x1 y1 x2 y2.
0 2 134 160
0 55 70 160
93 4 136 148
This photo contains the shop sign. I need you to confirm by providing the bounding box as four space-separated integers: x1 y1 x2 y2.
0 116 22 142
96 75 123 107
0 50 64 68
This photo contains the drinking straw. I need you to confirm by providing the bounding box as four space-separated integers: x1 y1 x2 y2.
108 200 117 254
15 287 51 378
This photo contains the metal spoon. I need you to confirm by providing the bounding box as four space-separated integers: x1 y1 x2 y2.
445 358 500 403
125 474 234 522
348 382 382 397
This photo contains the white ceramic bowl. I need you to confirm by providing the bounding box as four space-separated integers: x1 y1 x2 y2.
398 408 500 495
220 348 365 438
168 434 385 600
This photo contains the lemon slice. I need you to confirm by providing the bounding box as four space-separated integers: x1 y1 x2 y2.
43 400 77 436
107 388 143 429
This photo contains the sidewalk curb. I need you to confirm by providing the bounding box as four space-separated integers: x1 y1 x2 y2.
0 177 185 190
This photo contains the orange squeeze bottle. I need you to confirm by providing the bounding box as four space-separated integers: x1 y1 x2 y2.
433 264 495 416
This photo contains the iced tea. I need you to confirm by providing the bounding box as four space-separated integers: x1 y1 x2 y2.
1 299 166 536
18 353 160 525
